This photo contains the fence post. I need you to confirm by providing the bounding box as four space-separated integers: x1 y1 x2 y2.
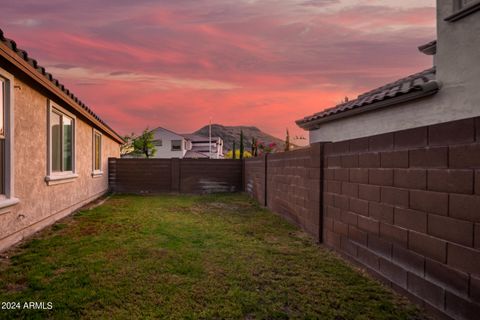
264 153 268 207
242 159 246 192
309 142 328 243
318 143 326 244
171 158 180 193
108 157 117 193
319 144 324 244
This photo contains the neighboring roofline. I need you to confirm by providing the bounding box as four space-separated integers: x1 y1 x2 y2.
151 126 188 139
189 139 221 143
0 29 124 144
418 40 437 55
180 133 222 142
149 128 222 143
297 80 441 130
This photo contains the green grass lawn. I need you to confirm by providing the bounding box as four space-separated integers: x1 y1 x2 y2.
0 194 424 319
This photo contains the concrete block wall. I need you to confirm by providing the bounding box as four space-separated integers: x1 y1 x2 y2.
244 156 266 206
266 145 323 241
245 143 324 241
323 118 480 320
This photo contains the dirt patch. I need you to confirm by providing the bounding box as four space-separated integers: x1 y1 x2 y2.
194 202 253 214
4 280 27 293
53 268 67 276
77 224 100 236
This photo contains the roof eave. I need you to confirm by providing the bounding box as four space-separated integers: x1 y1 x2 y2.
0 41 125 144
297 81 441 131
418 40 437 55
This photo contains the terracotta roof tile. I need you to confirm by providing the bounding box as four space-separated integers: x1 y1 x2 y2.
296 67 437 127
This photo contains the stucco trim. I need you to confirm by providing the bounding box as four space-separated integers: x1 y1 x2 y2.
45 173 79 186
0 68 16 204
0 197 19 211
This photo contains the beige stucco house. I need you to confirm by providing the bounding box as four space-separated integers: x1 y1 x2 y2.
0 29 123 251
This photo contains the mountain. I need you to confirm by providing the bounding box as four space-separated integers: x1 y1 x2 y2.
194 124 288 152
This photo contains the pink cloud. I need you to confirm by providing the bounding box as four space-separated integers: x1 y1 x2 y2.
0 0 436 143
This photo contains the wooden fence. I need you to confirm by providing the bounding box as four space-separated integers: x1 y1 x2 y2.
108 158 243 194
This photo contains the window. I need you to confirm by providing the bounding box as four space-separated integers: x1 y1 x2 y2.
46 102 77 184
153 139 162 147
51 109 73 172
171 140 182 151
93 130 102 175
0 68 18 208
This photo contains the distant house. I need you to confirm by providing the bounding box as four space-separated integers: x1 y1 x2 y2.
134 127 224 159
149 127 191 159
0 29 123 251
297 1 480 142
182 134 224 159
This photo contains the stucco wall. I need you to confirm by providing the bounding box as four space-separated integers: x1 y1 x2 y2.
0 78 120 251
310 1 480 143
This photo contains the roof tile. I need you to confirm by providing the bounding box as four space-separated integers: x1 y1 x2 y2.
297 67 437 127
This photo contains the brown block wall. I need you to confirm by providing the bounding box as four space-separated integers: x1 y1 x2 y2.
109 158 243 194
323 118 480 320
244 143 324 241
244 156 266 205
266 144 323 241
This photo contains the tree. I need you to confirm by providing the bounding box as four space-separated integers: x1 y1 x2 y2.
120 133 135 156
285 128 290 152
239 130 244 160
133 128 156 158
232 141 236 160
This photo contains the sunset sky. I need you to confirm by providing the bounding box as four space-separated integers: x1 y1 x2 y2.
1 0 436 143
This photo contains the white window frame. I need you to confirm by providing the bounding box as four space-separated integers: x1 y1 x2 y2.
0 68 19 209
45 101 78 185
92 129 103 177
